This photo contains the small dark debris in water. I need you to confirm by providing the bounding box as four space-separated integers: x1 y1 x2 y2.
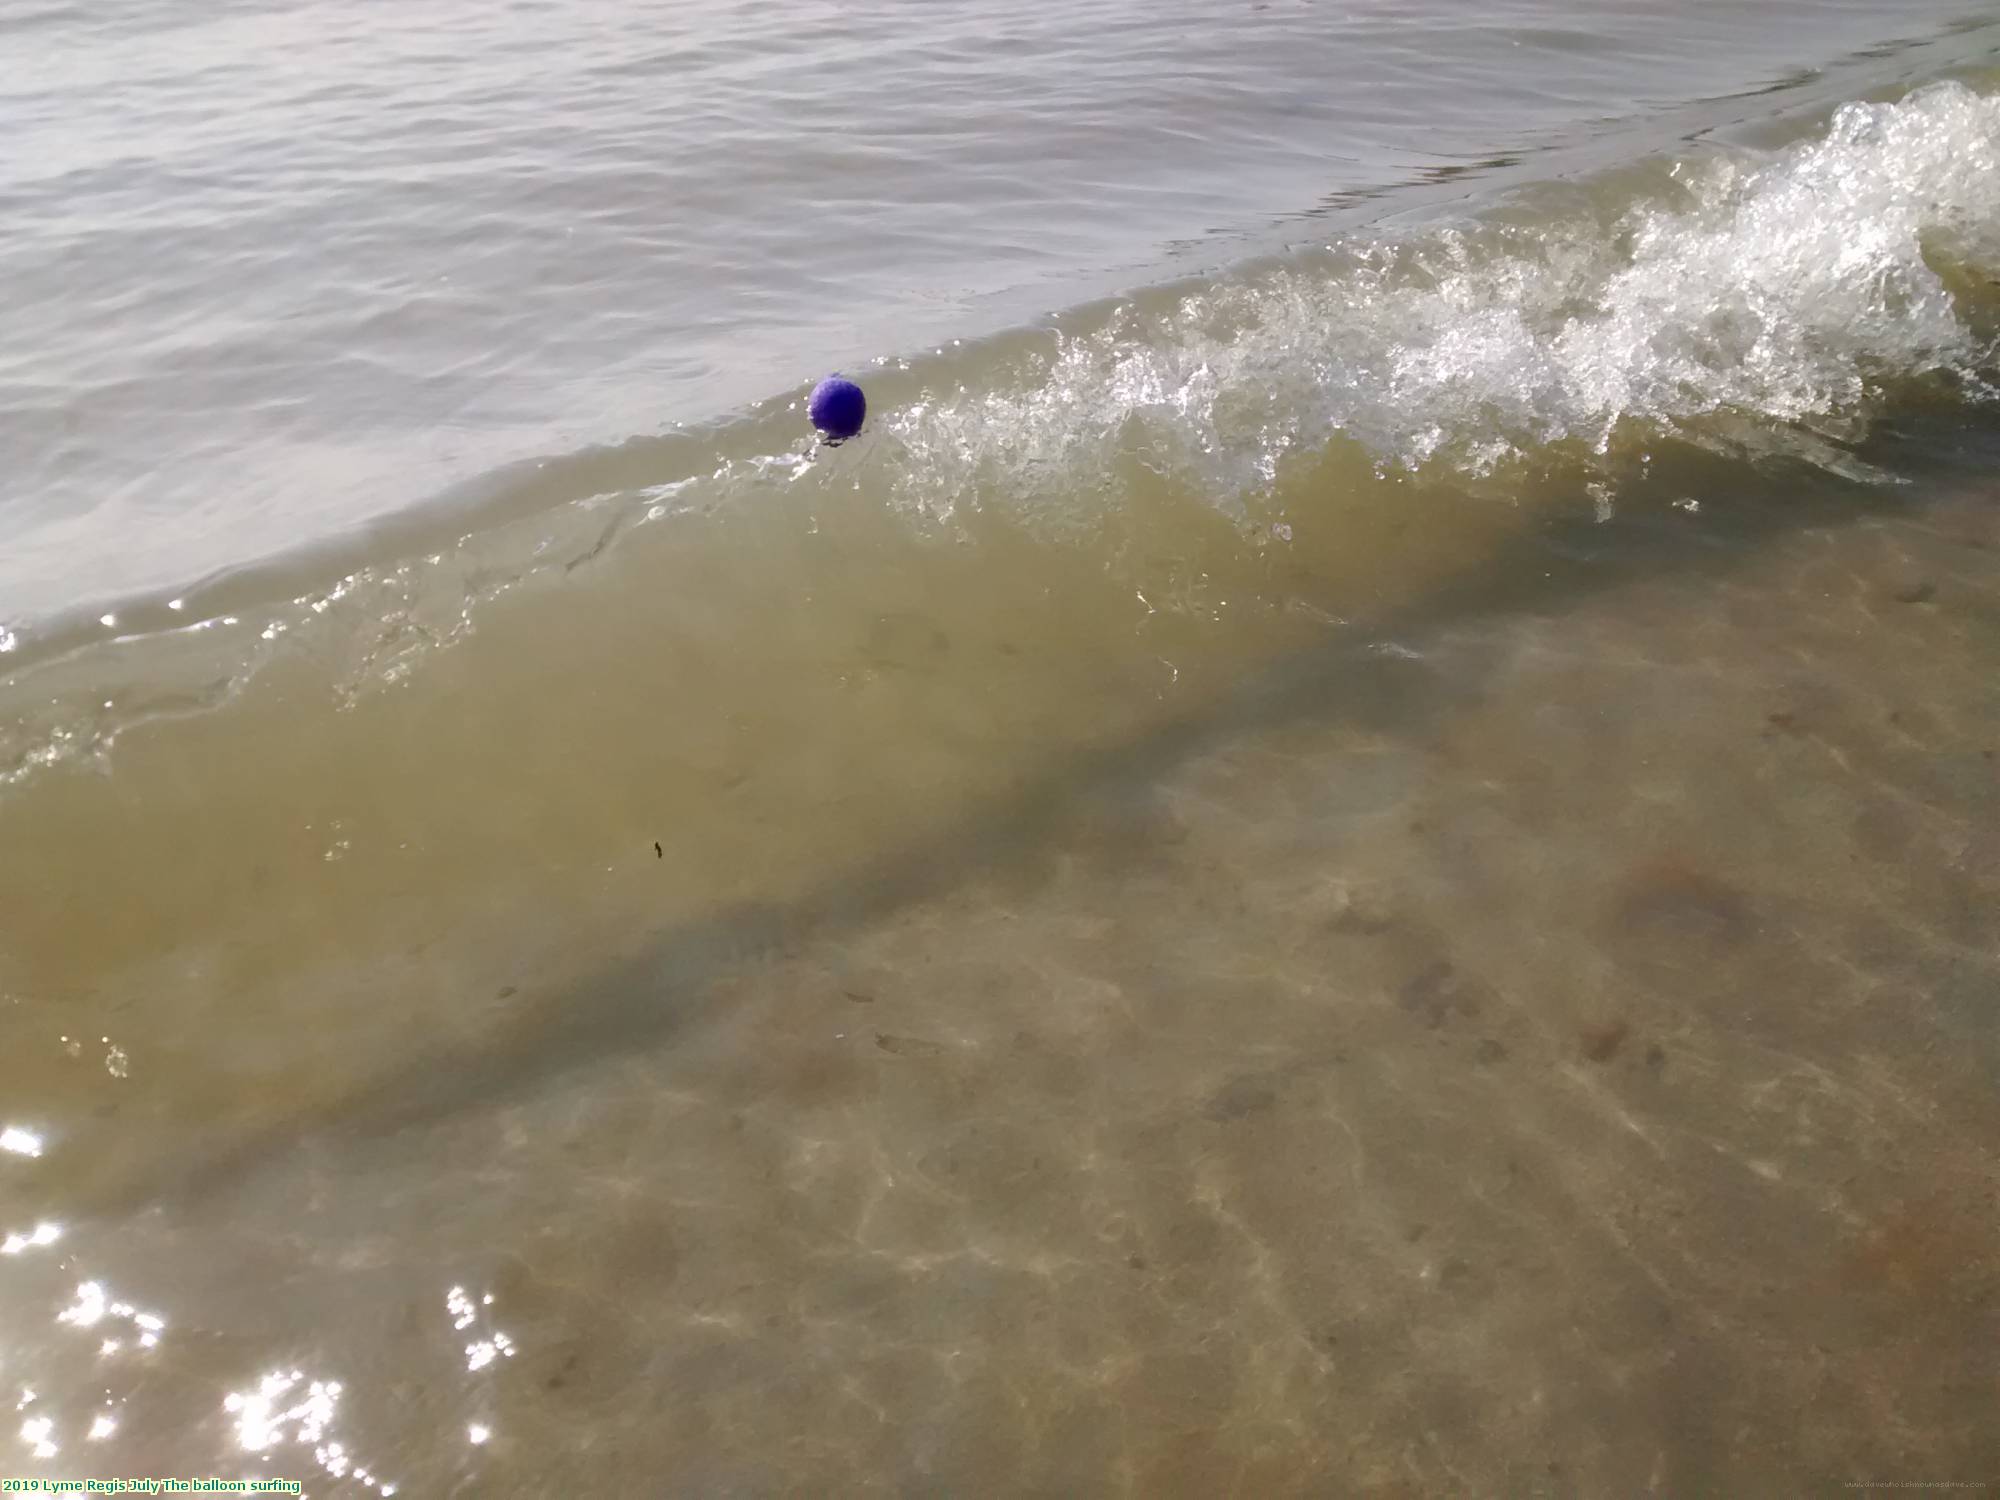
654 841 663 858
1205 1076 1278 1122
996 641 1020 655
1127 1254 1147 1271
496 985 517 1000
1326 885 1396 935
1399 960 1479 1028
1764 710 1802 737
1617 860 1754 943
874 1032 945 1057
1436 1257 1471 1290
1330 907 1395 936
1645 1043 1667 1071
1406 1223 1430 1244
1580 1020 1630 1063
862 612 950 670
544 1351 581 1391
1475 1038 1508 1064
842 989 875 1004
1893 581 1937 605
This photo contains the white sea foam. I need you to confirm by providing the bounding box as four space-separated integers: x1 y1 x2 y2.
3 84 1998 788
884 83 2000 520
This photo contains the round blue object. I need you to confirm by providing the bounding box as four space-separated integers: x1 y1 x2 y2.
808 376 866 441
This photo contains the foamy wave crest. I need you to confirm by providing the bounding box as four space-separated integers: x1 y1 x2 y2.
5 82 2000 787
882 81 2000 520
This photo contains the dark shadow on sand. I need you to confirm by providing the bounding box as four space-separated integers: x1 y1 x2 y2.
118 410 2000 1217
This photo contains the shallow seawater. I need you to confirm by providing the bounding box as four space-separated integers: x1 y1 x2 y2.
7 431 1998 1493
2 3 2000 1494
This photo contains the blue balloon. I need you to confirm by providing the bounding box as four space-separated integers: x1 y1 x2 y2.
808 376 866 441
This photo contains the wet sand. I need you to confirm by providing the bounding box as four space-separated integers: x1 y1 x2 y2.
6 458 1995 1494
